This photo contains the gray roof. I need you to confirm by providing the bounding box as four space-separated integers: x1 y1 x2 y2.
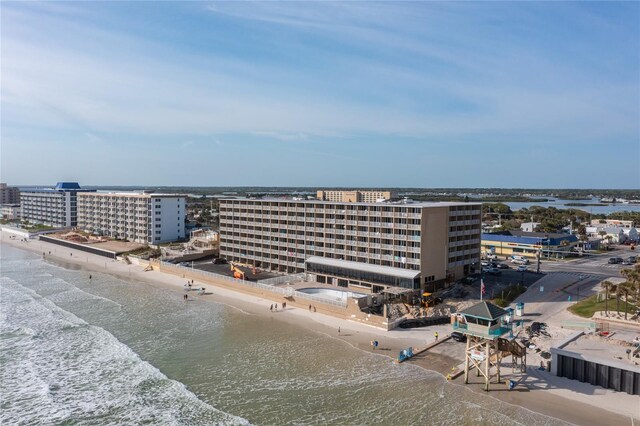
305 256 420 279
460 301 508 320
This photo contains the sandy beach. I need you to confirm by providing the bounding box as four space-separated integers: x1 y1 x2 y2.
3 232 638 426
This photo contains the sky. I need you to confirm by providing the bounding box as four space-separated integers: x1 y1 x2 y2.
1 1 639 189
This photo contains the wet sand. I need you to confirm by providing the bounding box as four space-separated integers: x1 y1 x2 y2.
3 232 638 426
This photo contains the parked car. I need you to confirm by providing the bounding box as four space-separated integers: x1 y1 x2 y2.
486 268 502 275
460 277 476 285
451 331 467 342
481 261 490 267
516 265 528 272
496 263 510 269
623 256 637 265
608 257 623 264
212 258 227 264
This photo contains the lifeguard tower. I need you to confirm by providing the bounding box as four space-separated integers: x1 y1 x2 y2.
454 301 525 391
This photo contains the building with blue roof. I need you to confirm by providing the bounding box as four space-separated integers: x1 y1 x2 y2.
481 230 578 260
20 182 95 228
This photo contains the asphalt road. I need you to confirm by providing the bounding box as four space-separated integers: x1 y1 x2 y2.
537 247 636 278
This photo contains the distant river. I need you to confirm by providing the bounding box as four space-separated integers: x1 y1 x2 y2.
0 244 565 425
504 198 640 215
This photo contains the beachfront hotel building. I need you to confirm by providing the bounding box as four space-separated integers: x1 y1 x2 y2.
20 182 94 228
77 192 186 244
219 199 481 293
317 190 397 203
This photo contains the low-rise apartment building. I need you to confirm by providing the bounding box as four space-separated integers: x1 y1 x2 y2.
316 190 397 203
20 182 93 228
590 219 634 228
219 199 481 293
77 192 186 244
1 204 21 220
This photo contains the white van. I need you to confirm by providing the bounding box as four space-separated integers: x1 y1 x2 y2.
510 256 529 265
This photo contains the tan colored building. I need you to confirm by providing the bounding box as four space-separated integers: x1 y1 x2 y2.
77 192 185 244
316 190 397 203
219 199 481 293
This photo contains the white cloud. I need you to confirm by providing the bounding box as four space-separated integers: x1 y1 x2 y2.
1 1 637 146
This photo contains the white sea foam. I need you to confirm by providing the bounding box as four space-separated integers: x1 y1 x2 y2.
0 277 250 425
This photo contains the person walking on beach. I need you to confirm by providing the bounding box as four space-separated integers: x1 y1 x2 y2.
313 306 316 312
275 304 278 311
309 304 312 311
89 275 92 280
338 327 341 335
270 304 273 312
434 331 439 341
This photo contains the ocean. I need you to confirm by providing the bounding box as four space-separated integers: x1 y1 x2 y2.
0 244 566 425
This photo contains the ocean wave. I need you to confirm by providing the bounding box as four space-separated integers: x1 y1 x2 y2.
0 278 250 425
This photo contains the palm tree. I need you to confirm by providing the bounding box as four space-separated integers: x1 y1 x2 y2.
617 282 631 320
602 280 613 316
605 235 614 250
621 265 640 316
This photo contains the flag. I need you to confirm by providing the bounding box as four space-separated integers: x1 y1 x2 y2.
481 279 486 299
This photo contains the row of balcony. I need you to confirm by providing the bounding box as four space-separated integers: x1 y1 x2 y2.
449 209 481 217
219 227 421 239
449 219 481 227
449 238 480 247
221 220 422 232
221 232 422 245
220 243 421 264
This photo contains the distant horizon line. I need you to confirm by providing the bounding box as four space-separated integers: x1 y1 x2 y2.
8 184 639 192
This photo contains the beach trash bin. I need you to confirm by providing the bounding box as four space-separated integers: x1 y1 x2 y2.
515 303 524 317
509 380 516 390
546 361 551 372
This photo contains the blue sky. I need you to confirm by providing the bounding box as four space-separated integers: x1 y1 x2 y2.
1 1 638 188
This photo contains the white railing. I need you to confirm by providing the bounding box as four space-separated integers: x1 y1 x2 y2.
258 273 308 286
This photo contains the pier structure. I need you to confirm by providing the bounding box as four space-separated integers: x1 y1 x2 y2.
454 301 522 391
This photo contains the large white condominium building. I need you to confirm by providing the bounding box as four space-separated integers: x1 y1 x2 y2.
20 182 93 228
77 192 186 244
219 199 481 293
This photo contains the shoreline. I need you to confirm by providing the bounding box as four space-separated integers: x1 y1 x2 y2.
2 233 638 425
